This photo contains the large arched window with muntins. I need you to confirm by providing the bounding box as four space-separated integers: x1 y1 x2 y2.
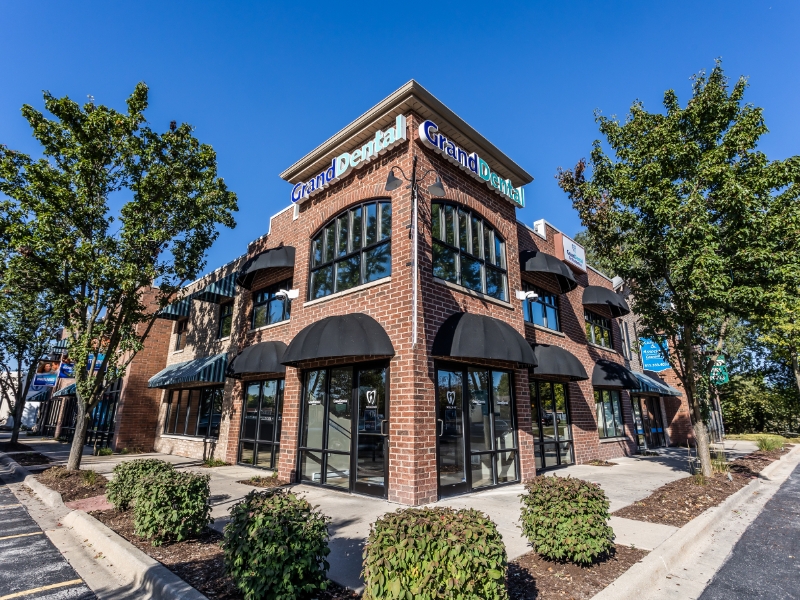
431 202 508 301
309 200 392 300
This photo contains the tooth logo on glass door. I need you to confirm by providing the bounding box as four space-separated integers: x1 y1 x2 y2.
366 390 377 405
446 391 455 405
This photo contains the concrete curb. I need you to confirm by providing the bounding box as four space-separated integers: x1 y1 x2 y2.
593 443 800 599
0 452 208 600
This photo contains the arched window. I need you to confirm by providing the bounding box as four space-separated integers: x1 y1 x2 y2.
309 200 392 300
431 202 508 302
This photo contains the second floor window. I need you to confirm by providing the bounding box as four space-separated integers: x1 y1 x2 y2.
431 202 508 302
309 200 392 300
523 283 560 331
585 310 612 348
218 302 233 339
253 279 292 329
175 319 188 351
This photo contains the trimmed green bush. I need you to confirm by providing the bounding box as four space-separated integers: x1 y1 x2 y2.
362 507 508 600
106 458 175 510
520 475 614 564
133 470 212 546
222 489 330 600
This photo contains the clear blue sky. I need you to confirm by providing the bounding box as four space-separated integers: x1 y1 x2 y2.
2 1 798 274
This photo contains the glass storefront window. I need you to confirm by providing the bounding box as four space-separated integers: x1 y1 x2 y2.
595 388 625 439
238 379 284 469
163 386 223 439
530 381 574 469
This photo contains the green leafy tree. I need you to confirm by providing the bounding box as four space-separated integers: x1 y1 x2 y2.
573 230 616 277
0 84 237 469
557 62 800 475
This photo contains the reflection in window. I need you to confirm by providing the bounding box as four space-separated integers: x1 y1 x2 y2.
431 202 507 301
309 201 392 299
252 279 292 329
523 283 560 331
163 386 223 438
218 302 233 338
529 381 573 469
585 310 612 348
595 389 624 438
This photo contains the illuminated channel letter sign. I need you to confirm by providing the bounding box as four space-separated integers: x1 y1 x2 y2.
418 120 525 208
291 115 408 203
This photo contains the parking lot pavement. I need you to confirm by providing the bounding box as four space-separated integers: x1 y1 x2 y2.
0 482 95 600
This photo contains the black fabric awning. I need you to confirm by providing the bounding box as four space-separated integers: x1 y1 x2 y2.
227 341 287 378
148 353 227 388
236 246 296 290
432 312 537 367
531 344 588 381
582 286 631 318
592 359 639 389
281 313 395 366
520 250 578 293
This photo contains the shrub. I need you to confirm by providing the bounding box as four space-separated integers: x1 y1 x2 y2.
362 507 508 600
133 470 212 546
520 476 614 565
81 470 100 486
97 447 113 456
222 489 330 600
106 458 175 510
201 457 228 467
756 436 782 452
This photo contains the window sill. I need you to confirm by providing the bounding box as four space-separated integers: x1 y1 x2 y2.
433 277 513 309
526 323 565 338
303 277 391 307
217 336 231 341
598 436 629 444
587 342 617 354
249 320 290 334
160 433 218 443
172 349 185 355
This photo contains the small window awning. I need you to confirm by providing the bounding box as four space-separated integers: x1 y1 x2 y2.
156 297 192 321
592 359 639 389
520 250 578 293
227 341 287 378
148 353 227 388
28 388 51 402
282 313 395 366
236 246 296 290
531 344 588 381
432 312 537 367
52 383 76 398
632 371 682 396
582 286 631 318
193 272 237 304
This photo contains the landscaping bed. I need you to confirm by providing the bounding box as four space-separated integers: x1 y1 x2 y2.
35 466 107 502
0 441 36 453
507 545 649 599
7 451 51 466
236 474 289 489
613 445 793 527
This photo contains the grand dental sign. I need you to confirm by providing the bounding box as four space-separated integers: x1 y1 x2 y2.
418 120 525 208
291 116 408 203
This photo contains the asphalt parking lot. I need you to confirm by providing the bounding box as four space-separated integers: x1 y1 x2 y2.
0 481 95 600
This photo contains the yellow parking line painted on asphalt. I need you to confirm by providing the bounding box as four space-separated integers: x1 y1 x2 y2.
0 504 21 509
0 579 83 600
0 531 43 541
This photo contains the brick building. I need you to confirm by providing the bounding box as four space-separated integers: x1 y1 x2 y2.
145 81 695 505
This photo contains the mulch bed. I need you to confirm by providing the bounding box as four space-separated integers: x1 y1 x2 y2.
236 475 290 489
508 545 649 599
613 445 793 528
0 441 37 453
35 466 108 503
587 460 617 467
8 452 52 466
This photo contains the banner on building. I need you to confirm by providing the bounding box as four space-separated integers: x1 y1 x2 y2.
32 360 60 387
640 338 670 372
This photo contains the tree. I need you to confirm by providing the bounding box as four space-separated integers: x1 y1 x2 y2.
0 83 237 469
573 230 615 277
557 62 800 476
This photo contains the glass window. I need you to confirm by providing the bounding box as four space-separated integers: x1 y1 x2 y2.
523 283 560 331
238 379 284 469
162 386 224 438
309 200 392 299
585 310 613 348
175 319 188 351
218 302 233 339
431 202 508 301
530 381 573 468
252 279 292 329
595 389 625 438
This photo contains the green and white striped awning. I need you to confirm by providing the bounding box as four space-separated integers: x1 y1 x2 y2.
632 371 682 396
52 383 77 398
193 272 237 304
27 388 51 402
148 353 227 388
156 297 192 321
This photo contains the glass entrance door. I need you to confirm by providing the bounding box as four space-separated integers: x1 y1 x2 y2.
354 368 387 496
437 369 468 496
238 379 284 469
530 381 573 469
631 395 667 449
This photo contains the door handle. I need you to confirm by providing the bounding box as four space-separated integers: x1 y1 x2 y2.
437 419 444 436
380 419 389 436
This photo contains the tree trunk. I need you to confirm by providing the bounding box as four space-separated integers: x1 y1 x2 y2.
684 324 713 477
66 399 90 471
792 350 800 397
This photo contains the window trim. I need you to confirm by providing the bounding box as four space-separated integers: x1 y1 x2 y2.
174 319 188 351
251 278 292 330
523 282 560 332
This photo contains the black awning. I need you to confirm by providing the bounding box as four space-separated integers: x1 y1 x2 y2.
227 341 287 378
582 286 631 317
236 246 296 290
592 359 639 389
432 312 537 367
531 344 588 381
520 250 578 293
281 313 395 366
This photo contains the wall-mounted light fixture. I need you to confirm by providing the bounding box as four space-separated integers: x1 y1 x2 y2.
515 290 539 301
275 289 299 300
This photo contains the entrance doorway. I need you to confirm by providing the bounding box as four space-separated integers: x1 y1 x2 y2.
631 395 667 449
530 381 574 469
297 364 388 498
436 365 519 498
238 379 284 469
